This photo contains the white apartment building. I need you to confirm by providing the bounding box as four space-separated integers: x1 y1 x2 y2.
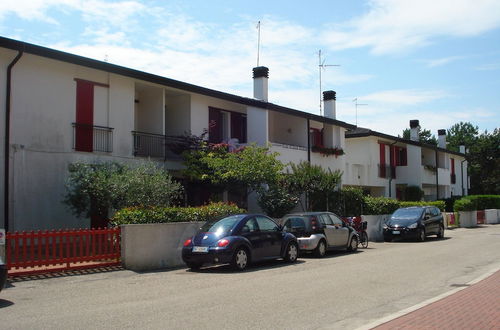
344 120 468 200
1 36 354 231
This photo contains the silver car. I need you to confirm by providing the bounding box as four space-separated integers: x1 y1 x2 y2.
282 212 359 257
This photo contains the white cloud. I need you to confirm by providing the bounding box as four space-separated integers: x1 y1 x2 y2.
475 62 500 71
360 89 449 105
322 0 500 55
423 56 466 68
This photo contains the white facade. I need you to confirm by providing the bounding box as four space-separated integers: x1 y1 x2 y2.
0 38 352 231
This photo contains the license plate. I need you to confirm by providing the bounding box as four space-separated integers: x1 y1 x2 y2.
192 246 209 253
392 231 400 235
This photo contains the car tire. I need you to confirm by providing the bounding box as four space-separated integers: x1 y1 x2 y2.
231 247 249 271
347 236 358 252
284 242 299 263
314 239 327 258
186 262 202 270
437 225 444 239
417 228 426 242
384 236 392 242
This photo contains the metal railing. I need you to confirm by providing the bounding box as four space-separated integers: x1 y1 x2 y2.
72 123 113 153
378 164 396 179
132 131 184 160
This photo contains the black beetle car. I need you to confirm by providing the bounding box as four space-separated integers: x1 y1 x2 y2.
383 206 445 242
182 214 298 271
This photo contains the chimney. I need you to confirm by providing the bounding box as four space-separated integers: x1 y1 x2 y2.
323 90 336 119
409 120 420 141
253 66 269 102
438 129 446 148
459 145 466 154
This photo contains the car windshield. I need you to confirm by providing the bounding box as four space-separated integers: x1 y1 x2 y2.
391 208 424 219
200 215 245 236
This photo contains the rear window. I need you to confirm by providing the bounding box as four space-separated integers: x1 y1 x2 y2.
200 215 245 235
283 217 307 232
391 208 424 219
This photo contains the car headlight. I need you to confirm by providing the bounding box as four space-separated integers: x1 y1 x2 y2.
408 222 418 229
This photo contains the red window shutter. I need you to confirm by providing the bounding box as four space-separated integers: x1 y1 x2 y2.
379 143 386 178
401 148 408 166
208 108 223 143
75 80 94 152
451 158 455 175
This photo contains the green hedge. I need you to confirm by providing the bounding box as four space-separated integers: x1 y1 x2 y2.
453 195 500 212
363 197 400 215
111 202 245 225
399 201 446 211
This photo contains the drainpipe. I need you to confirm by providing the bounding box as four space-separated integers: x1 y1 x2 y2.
435 148 439 200
4 50 23 231
307 119 311 163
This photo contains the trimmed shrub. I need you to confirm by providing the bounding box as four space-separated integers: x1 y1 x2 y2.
465 195 500 210
111 202 244 225
453 198 476 211
399 201 446 211
363 197 400 215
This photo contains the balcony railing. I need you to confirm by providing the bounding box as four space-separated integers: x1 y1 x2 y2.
378 164 396 179
72 123 113 153
132 131 185 160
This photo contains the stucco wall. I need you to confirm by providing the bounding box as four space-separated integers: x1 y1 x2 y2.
121 222 203 271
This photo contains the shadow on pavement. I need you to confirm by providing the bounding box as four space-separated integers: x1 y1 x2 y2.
7 265 124 283
186 259 306 274
0 299 14 308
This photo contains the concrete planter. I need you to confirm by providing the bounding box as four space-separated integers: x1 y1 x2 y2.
121 222 203 271
361 214 390 242
458 211 477 228
485 209 499 224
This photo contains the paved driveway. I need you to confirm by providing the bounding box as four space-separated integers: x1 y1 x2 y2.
1 225 499 329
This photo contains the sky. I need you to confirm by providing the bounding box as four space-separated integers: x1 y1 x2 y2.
1 0 499 136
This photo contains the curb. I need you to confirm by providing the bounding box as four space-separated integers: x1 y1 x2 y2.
355 265 500 330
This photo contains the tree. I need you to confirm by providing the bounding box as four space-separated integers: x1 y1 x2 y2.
402 128 437 145
182 142 285 205
256 179 299 218
288 161 342 212
468 128 500 194
446 121 479 152
63 161 183 225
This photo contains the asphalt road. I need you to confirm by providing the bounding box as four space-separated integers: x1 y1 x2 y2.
1 225 499 330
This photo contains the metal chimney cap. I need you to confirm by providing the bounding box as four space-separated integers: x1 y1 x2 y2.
410 120 420 128
253 66 269 78
323 90 336 101
438 129 446 136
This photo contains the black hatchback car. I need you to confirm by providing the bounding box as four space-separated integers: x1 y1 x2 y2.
182 214 298 271
383 206 445 242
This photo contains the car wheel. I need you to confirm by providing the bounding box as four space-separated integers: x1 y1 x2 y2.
186 262 202 270
284 242 298 263
347 236 358 252
418 228 426 242
314 239 327 258
231 247 249 271
384 236 392 242
437 225 444 239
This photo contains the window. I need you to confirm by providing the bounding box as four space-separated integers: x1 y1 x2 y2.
431 207 440 216
328 214 343 226
379 143 386 178
256 216 279 232
241 218 259 233
320 214 334 225
394 147 408 166
283 218 306 232
310 128 323 147
208 107 247 144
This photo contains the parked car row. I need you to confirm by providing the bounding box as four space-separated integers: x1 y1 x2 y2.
181 206 446 271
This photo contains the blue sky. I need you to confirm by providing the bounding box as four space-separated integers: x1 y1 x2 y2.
1 0 499 136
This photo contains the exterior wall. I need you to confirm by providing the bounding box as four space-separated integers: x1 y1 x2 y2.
135 86 164 135
247 106 268 146
165 94 191 136
269 112 307 147
110 75 135 157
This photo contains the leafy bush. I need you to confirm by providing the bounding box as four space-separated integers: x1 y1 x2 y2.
453 198 476 211
363 197 400 215
111 202 244 225
399 201 446 211
464 195 500 210
257 183 299 218
404 185 424 201
441 196 462 212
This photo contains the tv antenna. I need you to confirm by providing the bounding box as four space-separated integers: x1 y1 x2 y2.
352 98 367 126
256 21 261 67
318 50 340 116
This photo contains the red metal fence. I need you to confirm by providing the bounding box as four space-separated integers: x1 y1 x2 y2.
6 227 121 276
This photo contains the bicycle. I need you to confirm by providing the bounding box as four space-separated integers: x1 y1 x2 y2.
345 217 369 248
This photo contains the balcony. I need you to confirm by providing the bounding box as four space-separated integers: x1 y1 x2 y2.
132 131 186 160
378 164 396 179
72 123 113 153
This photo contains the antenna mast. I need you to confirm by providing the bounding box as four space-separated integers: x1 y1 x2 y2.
257 21 261 67
352 98 368 126
318 50 339 116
